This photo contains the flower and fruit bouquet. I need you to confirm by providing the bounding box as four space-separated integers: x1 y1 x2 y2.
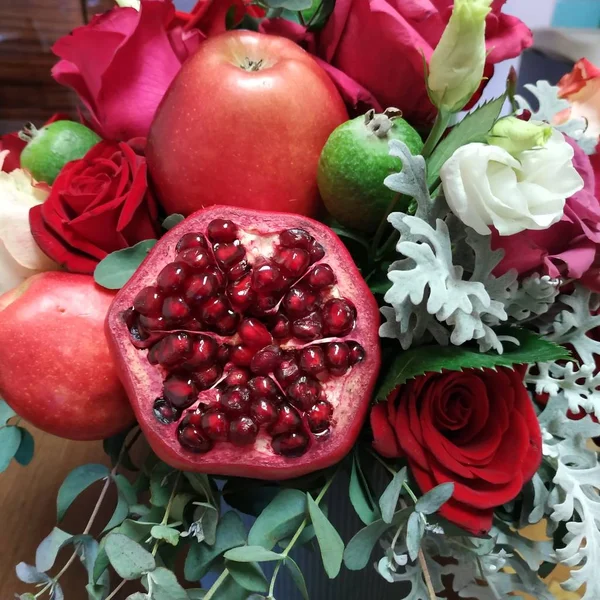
2 0 600 599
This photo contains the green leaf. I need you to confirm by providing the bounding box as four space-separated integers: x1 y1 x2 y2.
263 0 312 9
191 502 219 546
16 562 51 584
35 527 72 572
104 533 156 579
147 567 188 600
224 546 282 563
0 399 16 424
379 467 407 524
205 576 248 600
248 489 307 549
226 560 268 593
349 454 380 525
171 493 195 522
184 511 247 581
427 94 506 186
415 482 454 515
124 594 148 600
0 425 21 472
14 427 35 466
222 479 280 516
406 511 425 562
104 475 136 532
151 525 180 546
307 494 344 578
150 462 175 507
57 464 110 521
94 239 157 290
330 226 371 252
184 473 213 499
376 329 570 400
186 591 207 600
162 214 185 230
285 557 310 600
87 582 109 600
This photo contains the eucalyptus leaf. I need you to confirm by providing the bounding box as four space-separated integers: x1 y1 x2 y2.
190 502 218 545
406 511 425 562
205 575 248 600
18 594 37 600
307 494 344 578
14 427 35 466
147 567 188 600
415 482 454 515
103 430 138 471
57 464 110 521
285 557 310 600
125 594 149 600
50 583 64 600
104 533 156 579
151 525 180 546
223 479 280 516
103 476 134 533
224 546 282 563
162 214 185 230
35 527 72 572
15 562 51 584
349 454 380 525
94 239 157 289
0 398 16 424
248 489 307 549
184 472 213 500
379 467 407 524
150 462 175 507
171 493 195 522
186 590 207 600
263 0 312 9
0 425 21 472
226 560 268 593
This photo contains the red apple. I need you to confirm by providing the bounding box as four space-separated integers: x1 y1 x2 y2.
0 272 134 440
147 30 348 218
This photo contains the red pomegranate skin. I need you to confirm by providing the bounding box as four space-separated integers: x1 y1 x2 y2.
106 206 381 480
146 30 348 218
0 273 134 440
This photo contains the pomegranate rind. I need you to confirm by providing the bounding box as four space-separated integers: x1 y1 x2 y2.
106 206 381 480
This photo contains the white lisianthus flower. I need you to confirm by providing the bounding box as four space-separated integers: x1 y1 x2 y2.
440 130 585 236
0 150 58 294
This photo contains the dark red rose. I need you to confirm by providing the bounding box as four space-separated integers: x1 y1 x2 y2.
370 367 542 535
29 141 160 274
52 0 203 141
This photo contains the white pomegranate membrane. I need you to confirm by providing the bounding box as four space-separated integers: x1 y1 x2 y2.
123 219 367 459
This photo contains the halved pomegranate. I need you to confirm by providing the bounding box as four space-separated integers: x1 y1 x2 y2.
106 207 380 479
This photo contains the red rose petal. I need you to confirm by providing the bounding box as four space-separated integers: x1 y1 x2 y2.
370 403 402 459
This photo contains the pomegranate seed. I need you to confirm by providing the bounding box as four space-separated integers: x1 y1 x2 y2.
153 398 181 424
202 409 230 441
230 344 254 367
200 294 229 324
279 228 312 250
204 266 226 288
185 273 219 306
275 248 310 278
269 404 301 435
184 318 204 331
176 232 208 253
292 312 323 341
299 346 326 374
248 376 279 399
238 318 273 349
282 285 317 318
217 344 232 364
227 258 251 281
163 374 197 408
229 416 258 446
270 313 290 339
307 401 332 433
251 398 278 426
307 264 335 289
325 342 350 375
220 385 251 416
287 376 321 410
188 335 218 368
308 240 325 263
187 410 204 428
213 241 245 268
178 422 213 453
348 341 365 365
272 431 309 457
322 298 355 336
225 367 251 386
147 344 161 365
252 263 283 292
250 345 282 375
177 248 213 272
213 309 240 336
139 315 167 331
207 219 238 243
133 286 164 317
274 357 301 386
228 274 255 311
252 294 278 315
157 262 190 293
162 296 191 321
153 333 192 367
195 364 222 390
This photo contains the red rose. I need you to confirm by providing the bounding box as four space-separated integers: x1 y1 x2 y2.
370 367 542 535
51 0 203 141
29 141 160 274
262 0 532 124
177 0 265 36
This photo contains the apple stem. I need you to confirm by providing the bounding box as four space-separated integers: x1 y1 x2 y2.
364 107 402 139
240 57 264 72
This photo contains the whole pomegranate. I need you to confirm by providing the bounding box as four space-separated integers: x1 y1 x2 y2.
107 207 380 479
0 273 134 440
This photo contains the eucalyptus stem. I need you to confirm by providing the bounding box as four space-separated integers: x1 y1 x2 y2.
104 579 127 600
421 110 451 159
418 548 437 600
152 471 181 556
203 568 230 600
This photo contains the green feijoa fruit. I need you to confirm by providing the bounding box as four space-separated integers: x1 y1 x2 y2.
317 108 423 233
20 120 101 184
